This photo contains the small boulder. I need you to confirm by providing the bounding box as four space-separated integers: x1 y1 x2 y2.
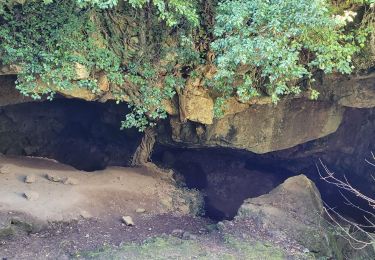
23 191 39 201
24 175 36 184
237 175 331 257
135 208 146 214
46 173 61 182
121 216 134 226
63 177 79 185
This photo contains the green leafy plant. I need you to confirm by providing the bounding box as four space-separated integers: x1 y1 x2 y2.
0 0 123 100
211 0 370 105
0 0 373 131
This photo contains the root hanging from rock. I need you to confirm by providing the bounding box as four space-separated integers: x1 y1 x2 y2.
131 127 156 167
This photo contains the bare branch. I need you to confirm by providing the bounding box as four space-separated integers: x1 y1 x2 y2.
317 153 375 250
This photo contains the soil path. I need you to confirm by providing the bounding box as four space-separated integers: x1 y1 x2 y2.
0 155 177 222
0 155 214 259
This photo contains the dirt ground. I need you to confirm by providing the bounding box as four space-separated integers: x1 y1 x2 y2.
0 155 311 260
0 155 207 259
0 155 187 222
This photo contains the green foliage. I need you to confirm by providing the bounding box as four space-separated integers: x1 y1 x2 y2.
0 0 123 100
0 0 202 131
76 0 199 26
120 62 183 131
211 0 369 104
129 0 199 26
76 0 119 9
0 0 373 131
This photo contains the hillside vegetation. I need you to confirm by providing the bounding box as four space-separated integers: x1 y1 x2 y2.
0 0 374 130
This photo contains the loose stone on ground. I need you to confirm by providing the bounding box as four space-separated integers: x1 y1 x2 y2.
122 216 134 226
135 208 146 213
46 173 61 182
24 175 36 184
23 191 39 201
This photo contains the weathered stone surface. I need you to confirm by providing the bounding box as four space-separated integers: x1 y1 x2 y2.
163 99 344 154
46 173 62 182
0 64 22 75
237 175 329 256
135 208 146 213
222 97 249 117
121 216 134 226
55 87 97 101
25 175 36 184
73 63 90 80
178 76 214 125
317 73 375 108
0 63 372 156
97 72 109 92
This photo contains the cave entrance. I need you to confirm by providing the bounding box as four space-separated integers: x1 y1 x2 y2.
0 98 374 226
152 146 295 221
152 143 375 225
0 98 142 171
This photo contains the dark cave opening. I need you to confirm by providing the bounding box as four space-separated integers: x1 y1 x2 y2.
152 146 295 220
152 145 375 224
0 98 142 171
0 98 374 225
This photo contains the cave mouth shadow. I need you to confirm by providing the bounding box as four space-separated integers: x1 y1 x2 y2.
152 145 375 226
0 98 142 172
152 146 296 221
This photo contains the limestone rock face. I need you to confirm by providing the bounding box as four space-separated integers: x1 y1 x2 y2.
0 66 373 154
318 73 375 108
0 64 21 75
178 76 214 125
237 175 329 256
162 99 344 154
73 63 90 80
56 87 97 101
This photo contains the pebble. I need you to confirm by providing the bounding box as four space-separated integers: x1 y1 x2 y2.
135 208 146 213
121 216 134 226
46 173 61 182
24 191 39 201
24 175 36 184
